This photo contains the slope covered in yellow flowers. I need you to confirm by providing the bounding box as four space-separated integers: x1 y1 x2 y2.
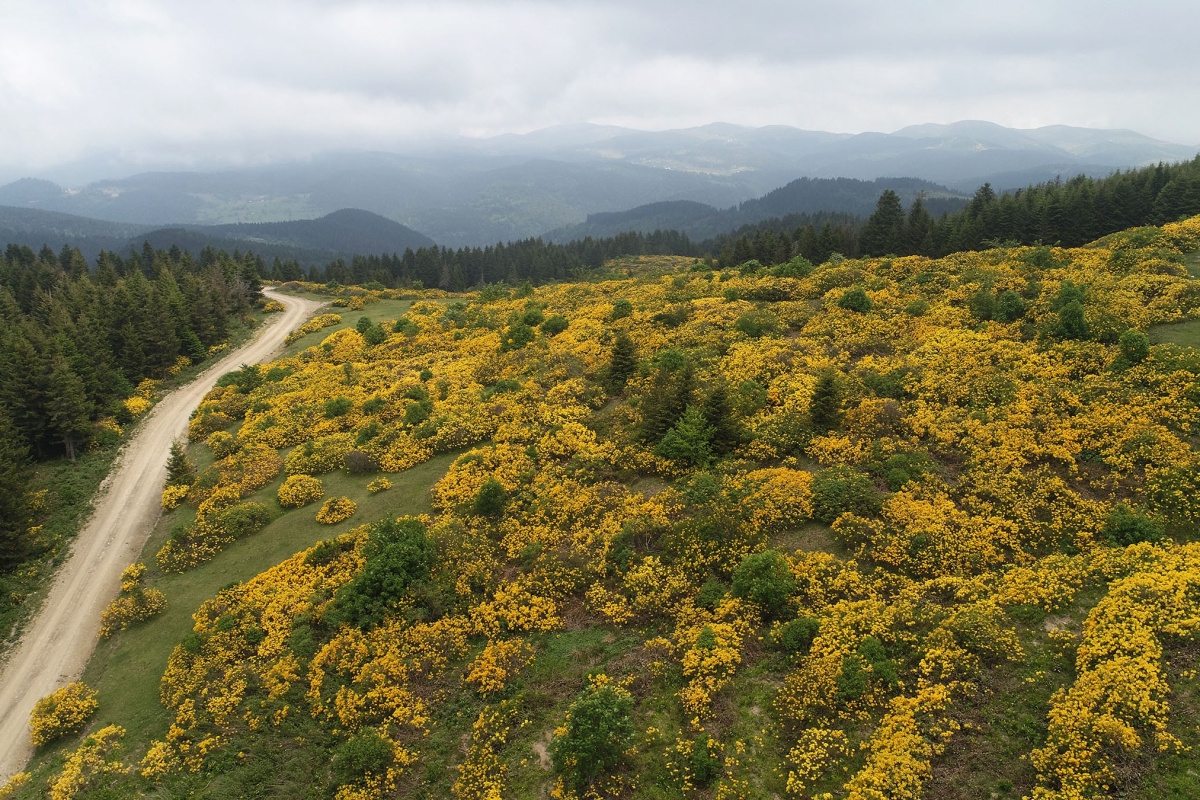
9 217 1200 800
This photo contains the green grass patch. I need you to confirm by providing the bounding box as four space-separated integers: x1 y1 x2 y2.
274 293 416 359
1149 318 1200 348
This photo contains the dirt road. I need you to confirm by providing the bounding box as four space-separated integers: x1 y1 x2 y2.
0 288 324 781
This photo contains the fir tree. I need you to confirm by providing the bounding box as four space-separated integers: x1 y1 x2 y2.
606 331 637 394
809 369 843 433
44 354 91 460
701 383 743 456
165 438 196 488
0 408 30 570
860 190 905 256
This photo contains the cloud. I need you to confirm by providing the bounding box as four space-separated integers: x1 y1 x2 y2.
1 0 1198 181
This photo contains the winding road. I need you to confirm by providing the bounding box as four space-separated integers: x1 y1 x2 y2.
0 288 325 781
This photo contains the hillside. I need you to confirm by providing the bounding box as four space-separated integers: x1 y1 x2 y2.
544 177 967 241
0 207 434 266
7 216 1200 799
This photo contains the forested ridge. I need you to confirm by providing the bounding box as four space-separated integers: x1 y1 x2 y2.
718 155 1200 268
0 241 263 572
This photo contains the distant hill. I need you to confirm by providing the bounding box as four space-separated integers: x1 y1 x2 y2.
544 177 968 241
3 121 1194 247
0 206 434 265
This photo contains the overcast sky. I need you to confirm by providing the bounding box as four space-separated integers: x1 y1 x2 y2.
2 0 1199 182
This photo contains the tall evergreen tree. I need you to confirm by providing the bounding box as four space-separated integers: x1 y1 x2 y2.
809 370 843 433
860 190 905 256
165 438 197 487
0 407 30 570
701 383 743 456
606 331 637 394
44 353 91 459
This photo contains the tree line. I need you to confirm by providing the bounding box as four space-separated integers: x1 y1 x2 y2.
713 155 1200 267
262 229 701 290
1 242 261 570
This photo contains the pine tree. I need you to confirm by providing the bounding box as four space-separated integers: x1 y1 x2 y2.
165 438 196 488
809 370 843 433
701 383 743 456
0 408 30 570
860 190 905 256
44 354 91 460
606 331 637 394
638 355 694 443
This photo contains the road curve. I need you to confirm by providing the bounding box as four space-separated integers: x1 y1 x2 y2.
0 288 325 781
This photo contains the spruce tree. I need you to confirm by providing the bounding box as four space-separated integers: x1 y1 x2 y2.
0 408 30 570
606 331 637 394
860 190 905 256
44 354 91 460
809 370 843 433
701 383 743 456
165 438 197 488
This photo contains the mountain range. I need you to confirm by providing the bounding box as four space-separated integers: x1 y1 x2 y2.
0 206 433 266
0 120 1195 248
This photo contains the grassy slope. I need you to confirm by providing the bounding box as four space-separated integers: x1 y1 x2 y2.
76 451 458 754
273 293 422 359
1147 250 1200 347
0 311 267 660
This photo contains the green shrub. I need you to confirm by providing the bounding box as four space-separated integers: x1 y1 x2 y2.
542 315 569 336
770 617 820 656
216 502 273 539
330 517 435 629
689 733 721 787
393 316 419 336
1118 329 1150 364
362 324 387 346
1100 503 1164 546
473 478 507 517
550 681 635 792
838 287 873 313
324 397 352 418
734 310 780 338
811 466 881 523
695 577 727 609
653 406 713 467
499 323 535 352
609 299 633 321
331 730 393 787
996 290 1026 322
731 550 795 619
522 307 545 327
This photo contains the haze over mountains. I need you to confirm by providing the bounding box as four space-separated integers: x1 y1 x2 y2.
1 121 1196 251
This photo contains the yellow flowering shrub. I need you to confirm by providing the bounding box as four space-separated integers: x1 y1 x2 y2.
99 563 166 637
283 312 342 344
277 474 324 508
464 639 534 697
367 477 391 493
47 725 126 800
123 395 152 417
316 496 357 524
160 484 189 510
29 682 99 747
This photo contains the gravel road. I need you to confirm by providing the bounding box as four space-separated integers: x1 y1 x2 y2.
0 288 325 781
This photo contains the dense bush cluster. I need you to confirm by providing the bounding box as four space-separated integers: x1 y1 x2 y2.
29 682 99 747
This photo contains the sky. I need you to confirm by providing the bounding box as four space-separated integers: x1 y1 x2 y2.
2 0 1199 182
